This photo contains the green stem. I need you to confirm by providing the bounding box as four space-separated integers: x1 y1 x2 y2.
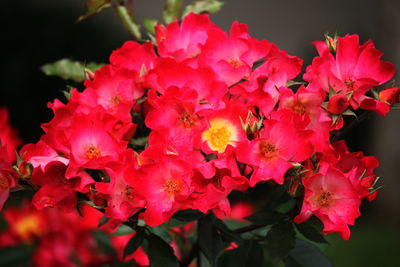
164 0 183 23
114 5 142 41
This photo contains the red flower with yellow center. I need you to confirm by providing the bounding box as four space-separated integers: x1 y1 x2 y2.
202 118 237 153
201 101 248 154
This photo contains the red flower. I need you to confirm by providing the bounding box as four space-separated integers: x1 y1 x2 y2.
156 12 219 61
128 157 194 226
294 166 361 240
237 111 313 186
304 34 395 113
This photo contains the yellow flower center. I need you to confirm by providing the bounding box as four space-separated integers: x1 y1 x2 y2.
202 119 237 153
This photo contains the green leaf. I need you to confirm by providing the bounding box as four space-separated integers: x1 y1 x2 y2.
216 240 264 267
275 197 296 214
182 0 224 18
130 136 148 147
123 230 145 258
213 218 243 243
342 109 357 117
78 0 112 22
41 59 104 82
172 209 204 222
112 224 135 236
149 225 172 243
284 239 332 267
147 233 179 267
164 0 183 24
0 214 8 231
286 80 306 87
143 18 158 35
93 231 116 255
0 245 33 267
98 216 110 227
198 214 224 266
295 221 328 244
266 221 296 264
245 210 287 225
115 5 142 41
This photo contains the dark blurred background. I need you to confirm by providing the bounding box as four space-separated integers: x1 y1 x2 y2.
0 0 399 266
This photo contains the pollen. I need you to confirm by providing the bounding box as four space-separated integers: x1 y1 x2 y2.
202 119 237 153
164 179 183 196
344 78 355 90
317 191 332 208
111 95 121 106
259 140 279 160
290 100 306 115
179 112 196 128
85 145 101 160
227 57 244 68
124 185 135 201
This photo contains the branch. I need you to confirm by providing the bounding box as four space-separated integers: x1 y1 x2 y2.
114 5 142 41
331 110 371 142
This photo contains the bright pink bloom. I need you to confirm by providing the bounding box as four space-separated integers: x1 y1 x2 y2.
237 111 313 186
110 41 157 73
192 153 249 215
83 64 142 117
294 166 361 240
156 12 219 61
145 87 208 153
145 58 228 109
96 158 145 221
30 161 78 211
128 157 194 226
304 34 395 112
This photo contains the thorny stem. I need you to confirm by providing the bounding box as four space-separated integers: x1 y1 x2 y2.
114 5 142 41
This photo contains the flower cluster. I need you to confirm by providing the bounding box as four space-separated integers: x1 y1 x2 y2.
0 202 148 267
6 13 399 240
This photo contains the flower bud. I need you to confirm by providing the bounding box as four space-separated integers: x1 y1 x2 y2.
15 161 33 179
327 94 349 114
379 87 400 105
